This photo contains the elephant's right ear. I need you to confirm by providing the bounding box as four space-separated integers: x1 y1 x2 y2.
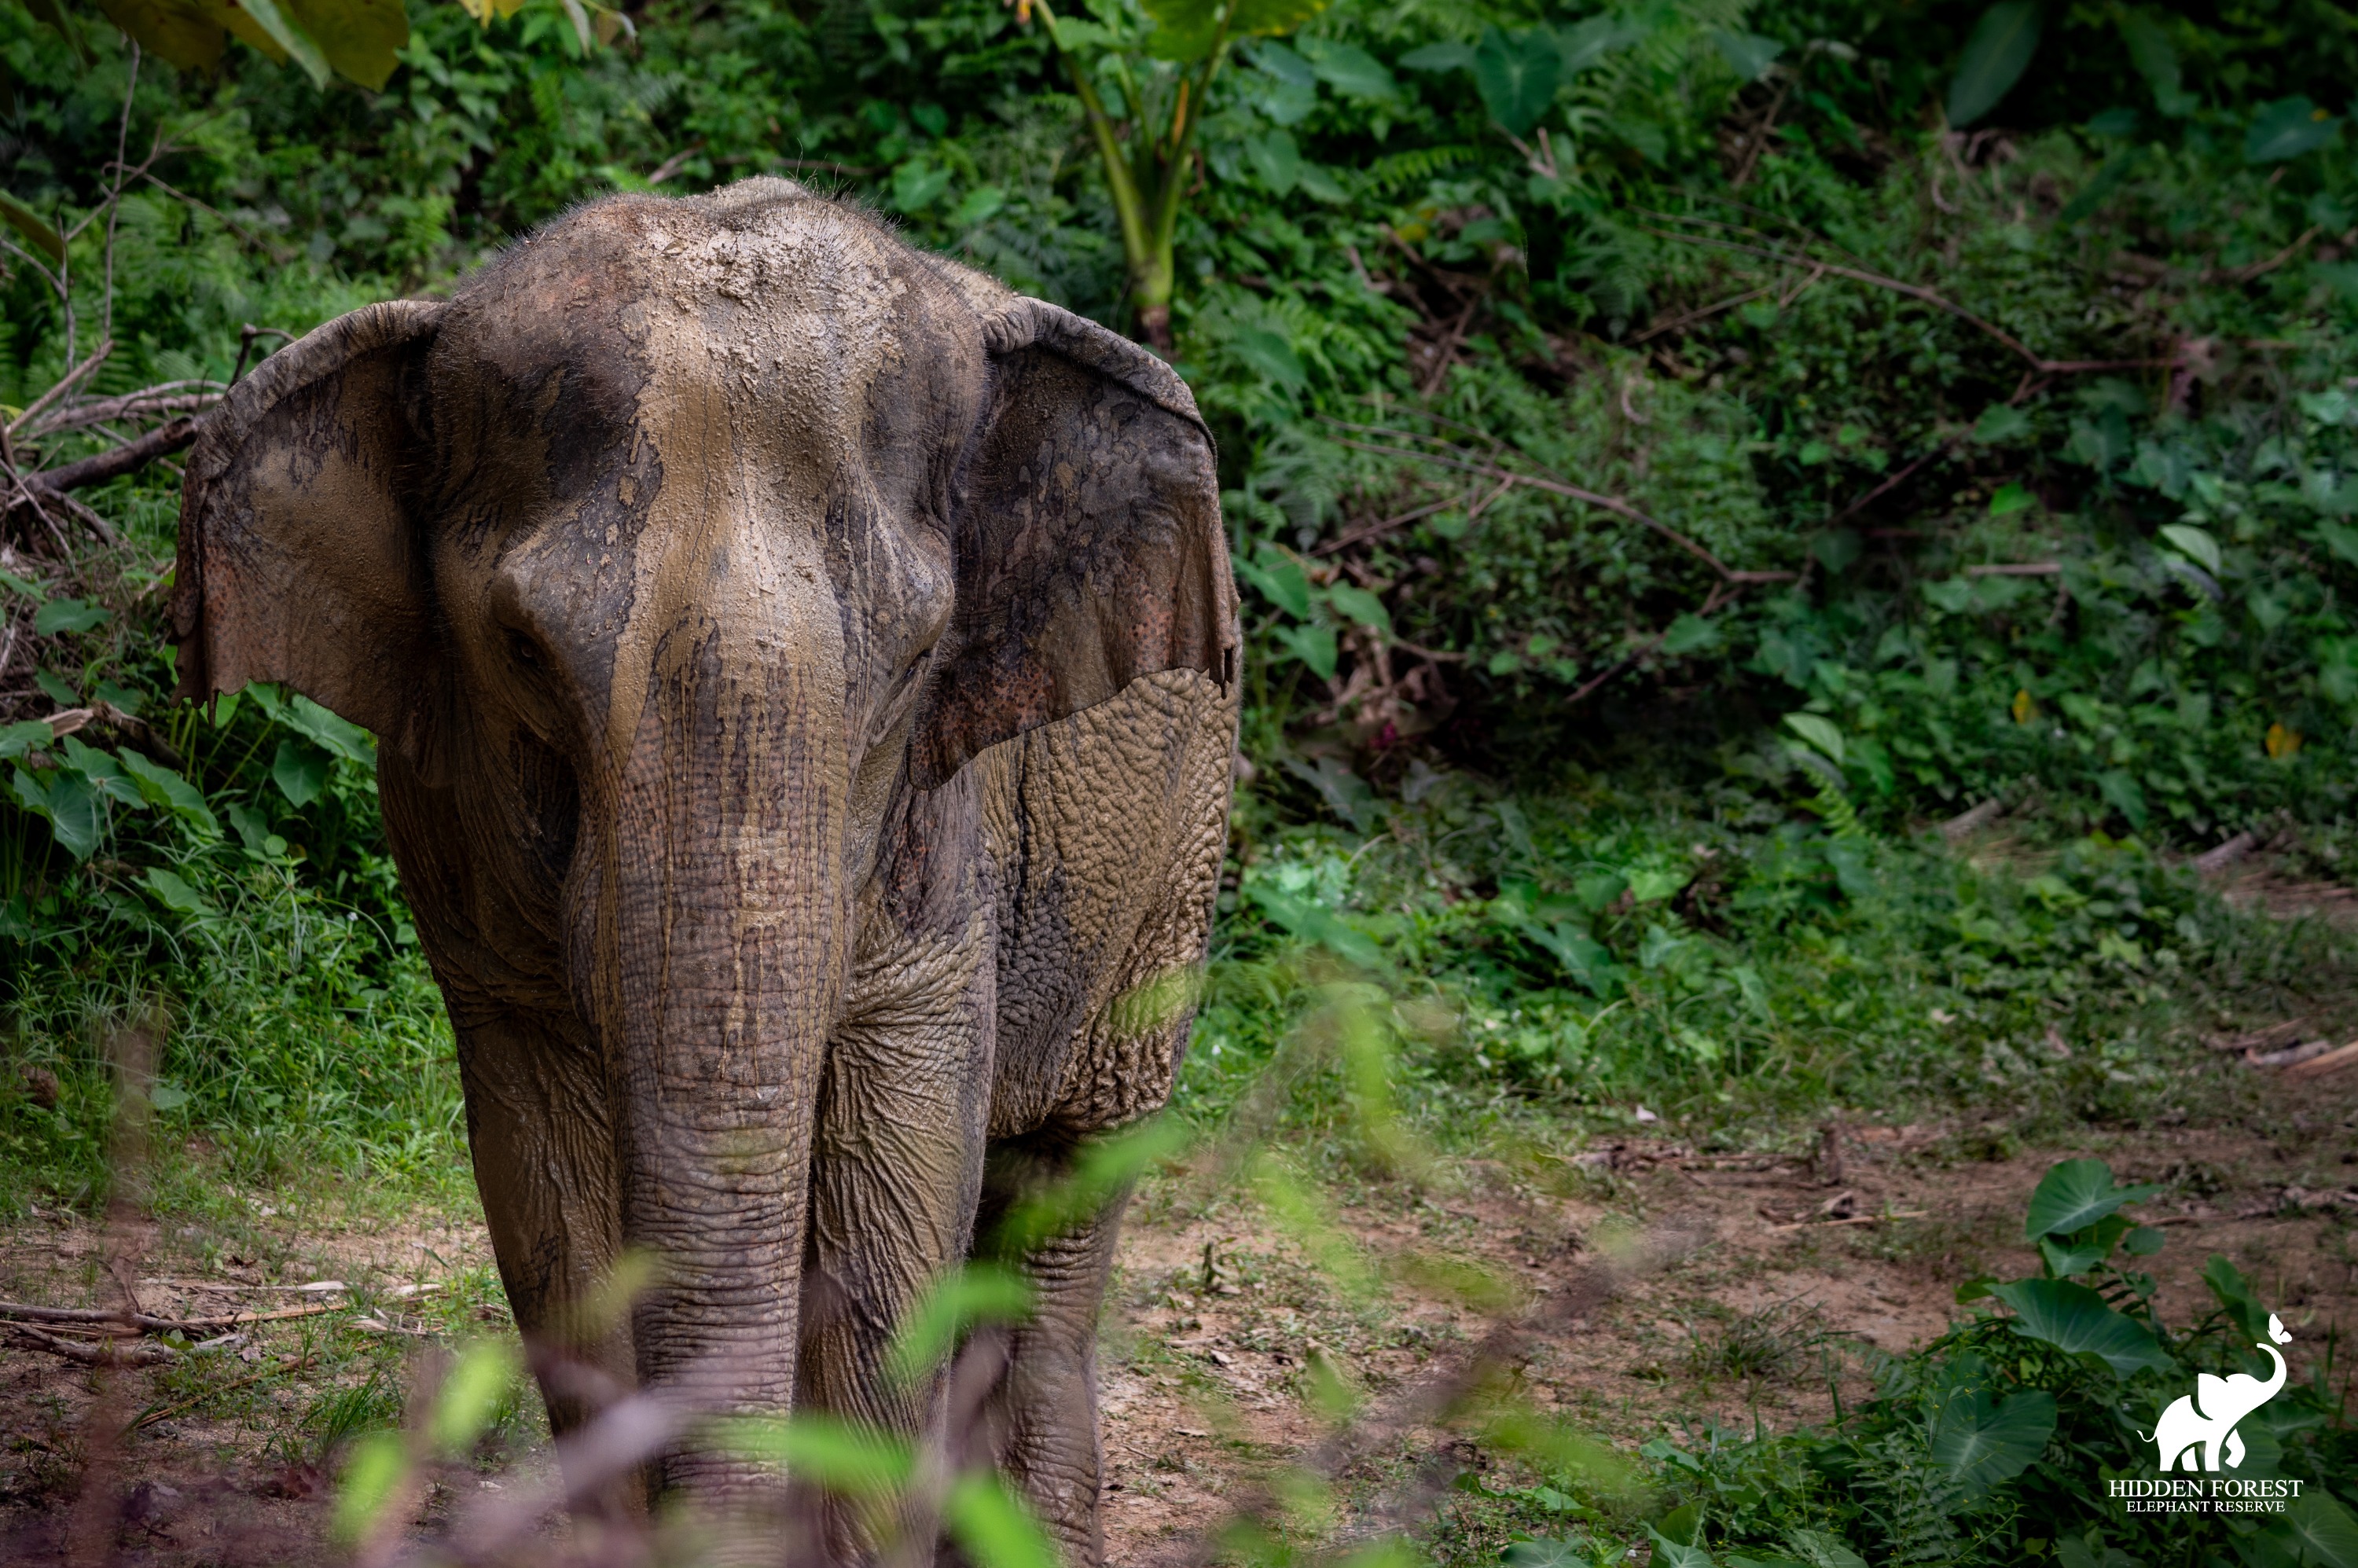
174 299 441 754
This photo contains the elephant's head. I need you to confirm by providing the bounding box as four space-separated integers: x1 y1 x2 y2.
171 179 1234 1485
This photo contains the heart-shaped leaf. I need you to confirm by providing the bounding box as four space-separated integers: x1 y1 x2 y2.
1988 1277 2173 1376
1930 1385 2057 1497
35 598 110 636
2270 1492 2358 1568
272 738 331 808
2159 523 2222 575
2246 96 2341 163
1474 25 1559 138
1713 29 1782 83
1945 2 2042 129
1782 711 1845 764
2024 1158 2162 1239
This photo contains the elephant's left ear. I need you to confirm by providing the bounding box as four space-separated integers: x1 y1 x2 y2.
907 299 1239 789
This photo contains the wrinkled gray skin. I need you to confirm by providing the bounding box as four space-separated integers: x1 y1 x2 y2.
171 178 1239 1562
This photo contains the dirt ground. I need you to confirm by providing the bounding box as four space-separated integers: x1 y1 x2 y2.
3 1052 2354 1566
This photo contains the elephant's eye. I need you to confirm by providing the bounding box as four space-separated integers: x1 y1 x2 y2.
506 629 542 670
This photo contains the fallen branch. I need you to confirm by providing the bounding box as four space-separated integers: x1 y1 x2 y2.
1965 562 2062 576
5 340 113 441
1937 799 2004 842
20 416 197 498
22 386 219 439
0 1297 352 1335
10 1321 177 1366
1768 1210 1930 1233
132 1351 314 1431
2193 831 2257 874
2286 1041 2358 1081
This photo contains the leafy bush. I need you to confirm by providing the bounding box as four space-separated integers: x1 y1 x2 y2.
1477 1159 2358 1568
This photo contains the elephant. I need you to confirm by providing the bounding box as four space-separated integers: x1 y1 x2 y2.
171 177 1239 1561
2145 1314 2290 1471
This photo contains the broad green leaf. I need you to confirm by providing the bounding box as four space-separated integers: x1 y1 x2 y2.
1229 0 1324 39
92 681 143 716
2319 521 2358 569
722 1411 916 1497
884 1265 1033 1386
142 866 217 919
1930 1386 2056 1496
2024 1158 2162 1239
1505 1544 1586 1568
0 721 55 761
332 1429 410 1546
1713 30 1781 83
33 769 102 860
1660 613 1721 656
283 0 409 87
35 598 109 636
90 0 226 72
949 185 1005 226
285 694 373 762
943 1473 1060 1568
1300 38 1394 101
1046 13 1111 51
235 0 332 86
2159 523 2221 575
1782 711 1844 764
1240 130 1302 196
2246 97 2340 163
2039 1236 2107 1278
2117 9 2193 116
1520 920 1622 998
429 1339 520 1457
1988 481 2036 516
1945 2 2042 129
118 750 221 837
147 1081 191 1111
1644 1528 1714 1568
273 738 331 807
1474 25 1559 138
1972 406 2033 443
2270 1492 2358 1568
892 157 953 213
1274 622 1337 680
1248 883 1385 968
1780 1531 1868 1568
0 192 63 265
2204 1254 2275 1344
1557 14 1644 75
1325 584 1391 635
1234 551 1311 618
1987 1278 2173 1375
1398 40 1471 72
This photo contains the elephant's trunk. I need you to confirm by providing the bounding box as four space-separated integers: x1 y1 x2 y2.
584 632 851 1495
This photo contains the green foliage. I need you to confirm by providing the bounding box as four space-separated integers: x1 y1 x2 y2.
1492 1164 2358 1568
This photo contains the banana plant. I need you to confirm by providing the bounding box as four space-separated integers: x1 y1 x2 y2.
1022 0 1323 347
8 0 625 95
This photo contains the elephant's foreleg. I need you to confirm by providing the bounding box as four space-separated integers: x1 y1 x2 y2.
971 1133 1128 1568
801 927 994 1564
452 1011 632 1436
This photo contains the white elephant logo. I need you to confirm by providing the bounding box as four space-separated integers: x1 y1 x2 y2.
2143 1314 2294 1471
